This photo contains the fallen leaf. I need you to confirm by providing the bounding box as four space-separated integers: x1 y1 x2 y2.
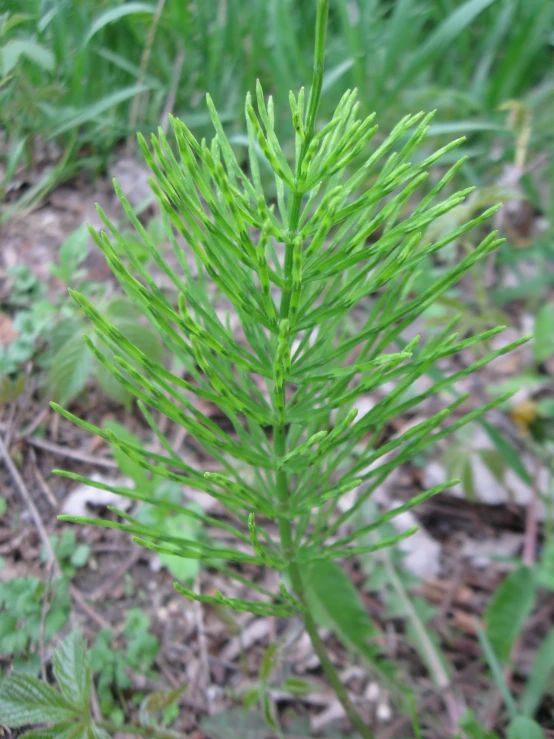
61 474 133 517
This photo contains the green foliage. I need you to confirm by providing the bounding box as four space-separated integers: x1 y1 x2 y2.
506 716 545 739
105 420 205 583
42 529 91 578
1 0 552 204
474 558 554 734
459 710 500 739
51 2 531 735
235 642 313 736
520 628 554 718
306 559 397 687
0 224 166 408
484 565 536 663
0 576 70 673
90 609 159 723
0 630 182 739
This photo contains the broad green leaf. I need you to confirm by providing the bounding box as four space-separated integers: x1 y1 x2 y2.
84 3 156 45
53 631 92 712
1 39 54 76
0 673 76 727
520 627 554 718
48 333 92 405
484 565 536 663
507 716 544 739
305 560 396 685
533 303 554 364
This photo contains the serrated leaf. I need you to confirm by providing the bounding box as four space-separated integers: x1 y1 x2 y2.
484 565 536 663
21 723 90 739
53 631 92 712
507 716 544 739
0 673 77 727
305 560 397 686
48 333 92 405
20 724 77 739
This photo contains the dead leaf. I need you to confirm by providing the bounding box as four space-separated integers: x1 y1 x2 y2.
61 473 133 517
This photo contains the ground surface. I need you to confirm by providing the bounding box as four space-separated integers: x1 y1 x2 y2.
1 162 553 738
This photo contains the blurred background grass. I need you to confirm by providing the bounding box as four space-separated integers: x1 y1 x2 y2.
1 0 552 203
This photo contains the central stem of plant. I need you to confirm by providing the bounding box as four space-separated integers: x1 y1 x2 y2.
274 419 372 738
271 5 372 736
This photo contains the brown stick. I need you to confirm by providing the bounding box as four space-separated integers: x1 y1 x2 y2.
24 436 118 469
0 435 57 565
29 447 58 507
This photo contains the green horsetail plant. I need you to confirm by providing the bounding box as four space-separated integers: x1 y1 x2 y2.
54 1 527 735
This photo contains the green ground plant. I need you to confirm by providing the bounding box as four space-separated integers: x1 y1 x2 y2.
0 630 186 739
0 573 71 675
38 1 533 735
0 222 165 407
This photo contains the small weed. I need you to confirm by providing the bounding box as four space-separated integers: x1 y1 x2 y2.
91 609 160 724
0 630 185 738
0 575 70 674
41 529 91 579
